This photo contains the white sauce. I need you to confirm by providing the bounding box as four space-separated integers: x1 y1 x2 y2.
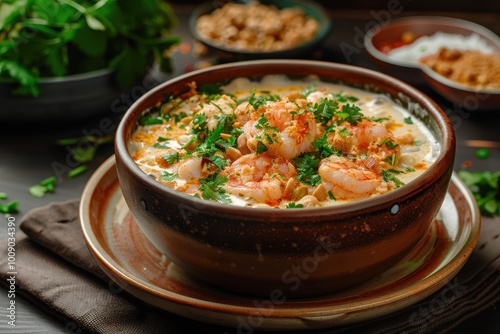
387 32 495 64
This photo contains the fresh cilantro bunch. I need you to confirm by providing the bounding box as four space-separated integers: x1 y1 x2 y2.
0 0 179 96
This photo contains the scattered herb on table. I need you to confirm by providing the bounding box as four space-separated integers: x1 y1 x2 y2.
475 148 490 160
29 176 57 198
0 192 18 214
458 170 500 216
57 133 114 178
0 0 180 96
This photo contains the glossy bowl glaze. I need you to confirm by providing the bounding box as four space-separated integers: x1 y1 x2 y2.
0 69 122 123
189 0 331 60
364 16 500 109
115 60 455 298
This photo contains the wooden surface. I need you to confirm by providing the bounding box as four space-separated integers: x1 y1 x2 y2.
1 5 499 333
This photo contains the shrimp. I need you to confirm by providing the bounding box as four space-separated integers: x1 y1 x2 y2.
242 99 317 159
196 95 236 130
332 119 400 164
318 155 383 200
221 154 297 206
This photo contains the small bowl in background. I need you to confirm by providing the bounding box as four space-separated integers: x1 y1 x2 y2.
364 16 500 109
189 0 331 60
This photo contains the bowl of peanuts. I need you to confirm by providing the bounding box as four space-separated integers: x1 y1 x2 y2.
189 0 331 59
114 59 456 298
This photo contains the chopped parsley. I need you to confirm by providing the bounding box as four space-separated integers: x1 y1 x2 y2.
198 83 224 100
293 154 322 186
199 173 231 204
310 98 339 125
286 202 304 209
163 152 179 164
256 141 269 154
404 117 414 124
161 171 178 182
382 169 405 187
336 104 364 125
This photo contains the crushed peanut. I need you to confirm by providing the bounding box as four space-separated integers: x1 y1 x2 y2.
196 1 320 52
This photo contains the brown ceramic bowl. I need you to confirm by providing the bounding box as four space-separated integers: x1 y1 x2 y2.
114 60 455 298
364 16 500 110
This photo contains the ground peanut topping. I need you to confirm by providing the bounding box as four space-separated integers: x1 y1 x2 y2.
196 1 320 52
421 47 500 90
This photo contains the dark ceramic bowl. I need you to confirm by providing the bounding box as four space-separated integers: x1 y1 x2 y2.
189 0 331 60
115 60 455 298
0 69 122 123
364 16 500 110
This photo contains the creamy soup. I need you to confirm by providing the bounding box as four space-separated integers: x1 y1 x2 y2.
129 75 440 208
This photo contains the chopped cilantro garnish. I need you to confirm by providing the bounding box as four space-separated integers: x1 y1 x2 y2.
293 154 322 186
382 170 405 187
311 126 339 158
198 83 224 99
157 136 171 142
385 154 397 166
286 202 304 209
333 92 359 103
327 191 336 200
161 171 178 182
404 117 414 124
414 140 423 146
369 116 390 122
199 173 231 204
310 98 339 125
406 167 416 173
153 142 172 149
302 85 317 97
338 127 351 137
211 155 228 169
163 152 179 164
246 88 280 109
337 104 364 125
379 138 399 149
256 141 268 154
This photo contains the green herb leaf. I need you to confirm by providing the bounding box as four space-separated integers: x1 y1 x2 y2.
404 117 414 124
199 173 231 204
382 170 405 187
68 165 88 178
286 202 304 209
163 152 179 164
161 171 178 182
458 170 499 216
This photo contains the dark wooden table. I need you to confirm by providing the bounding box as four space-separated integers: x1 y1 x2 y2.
1 6 499 333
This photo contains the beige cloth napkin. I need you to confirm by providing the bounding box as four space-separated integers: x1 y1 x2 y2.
1 200 499 334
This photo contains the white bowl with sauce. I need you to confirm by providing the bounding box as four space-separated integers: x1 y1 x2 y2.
364 16 500 109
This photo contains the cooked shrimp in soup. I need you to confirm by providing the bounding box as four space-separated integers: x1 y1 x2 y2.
129 75 439 208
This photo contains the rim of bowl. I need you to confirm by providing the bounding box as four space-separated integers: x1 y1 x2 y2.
188 0 331 57
115 59 454 220
0 68 113 85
